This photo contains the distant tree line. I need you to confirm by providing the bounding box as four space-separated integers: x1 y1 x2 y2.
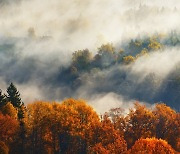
70 32 180 75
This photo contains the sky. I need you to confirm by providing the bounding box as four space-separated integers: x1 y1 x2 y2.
0 0 180 113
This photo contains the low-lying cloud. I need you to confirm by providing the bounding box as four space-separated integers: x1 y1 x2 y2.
0 0 180 113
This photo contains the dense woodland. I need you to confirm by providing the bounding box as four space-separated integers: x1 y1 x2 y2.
0 83 179 153
0 1 180 153
1 32 180 109
57 32 180 109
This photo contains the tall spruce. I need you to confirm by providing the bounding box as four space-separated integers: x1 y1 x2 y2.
6 83 26 153
7 83 23 108
6 83 25 119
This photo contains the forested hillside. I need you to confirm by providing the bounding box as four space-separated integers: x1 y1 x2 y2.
0 83 179 153
1 32 180 110
0 0 180 153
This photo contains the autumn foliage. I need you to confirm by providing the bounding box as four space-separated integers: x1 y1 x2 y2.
0 97 179 153
128 138 174 154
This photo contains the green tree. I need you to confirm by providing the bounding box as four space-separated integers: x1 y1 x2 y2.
0 90 6 109
72 49 92 72
95 43 116 67
7 83 23 108
6 83 25 120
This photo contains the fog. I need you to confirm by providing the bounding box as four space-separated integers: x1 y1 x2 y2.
0 0 180 113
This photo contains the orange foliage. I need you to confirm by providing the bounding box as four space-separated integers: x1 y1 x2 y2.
0 99 178 153
90 143 110 154
125 102 156 148
1 102 18 119
88 115 127 153
0 113 19 143
128 138 175 154
0 141 9 154
27 99 100 153
153 104 180 151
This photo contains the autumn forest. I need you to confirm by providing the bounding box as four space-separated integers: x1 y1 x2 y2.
0 83 179 153
1 0 180 153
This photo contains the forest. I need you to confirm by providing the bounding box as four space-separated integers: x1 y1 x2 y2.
0 83 179 153
0 32 180 110
0 0 180 153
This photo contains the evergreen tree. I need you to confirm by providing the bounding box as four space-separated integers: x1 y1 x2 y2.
6 83 23 108
0 89 6 109
6 83 25 119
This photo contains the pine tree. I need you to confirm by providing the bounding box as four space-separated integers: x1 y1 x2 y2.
6 83 23 108
0 89 6 109
6 83 25 119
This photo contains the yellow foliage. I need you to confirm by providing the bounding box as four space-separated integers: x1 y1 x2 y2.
148 38 162 50
123 55 135 64
1 102 18 119
98 43 115 54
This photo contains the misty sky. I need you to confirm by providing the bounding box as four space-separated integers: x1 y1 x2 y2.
0 0 180 113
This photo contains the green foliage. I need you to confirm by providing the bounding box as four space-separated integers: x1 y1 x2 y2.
7 83 23 108
72 49 92 72
6 83 25 120
98 43 115 55
0 90 6 109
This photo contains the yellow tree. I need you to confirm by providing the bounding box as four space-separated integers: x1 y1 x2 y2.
27 101 53 153
148 38 162 51
60 99 100 153
123 55 135 64
1 102 18 119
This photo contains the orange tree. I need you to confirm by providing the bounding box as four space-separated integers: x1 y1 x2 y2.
26 99 100 154
153 103 180 151
124 102 156 148
0 113 19 151
88 115 127 153
128 138 175 154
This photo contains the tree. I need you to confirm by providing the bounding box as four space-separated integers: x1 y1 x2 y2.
123 55 135 64
90 143 110 154
0 141 9 154
6 83 25 120
0 89 6 109
153 103 180 151
128 39 143 54
108 108 127 137
60 99 100 153
72 49 92 72
128 138 175 154
148 38 162 51
94 43 116 68
125 102 156 148
1 102 18 119
88 115 127 153
27 99 100 154
0 113 19 144
6 83 23 108
27 101 52 154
